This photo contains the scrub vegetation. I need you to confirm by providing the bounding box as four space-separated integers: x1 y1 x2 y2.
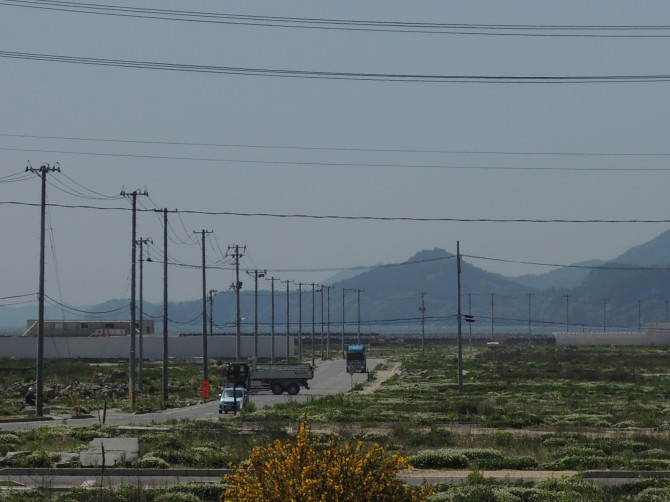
2 342 670 500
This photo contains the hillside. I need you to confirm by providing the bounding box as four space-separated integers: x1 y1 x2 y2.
511 260 605 291
612 229 670 267
4 229 670 334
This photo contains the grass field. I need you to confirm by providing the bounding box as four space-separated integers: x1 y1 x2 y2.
2 342 670 500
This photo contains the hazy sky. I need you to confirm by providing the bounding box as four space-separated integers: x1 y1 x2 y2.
2 1 670 309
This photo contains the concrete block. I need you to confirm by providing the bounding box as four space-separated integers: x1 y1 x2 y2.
79 438 139 467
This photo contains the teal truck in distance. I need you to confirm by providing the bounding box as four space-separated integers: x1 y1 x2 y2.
346 344 367 373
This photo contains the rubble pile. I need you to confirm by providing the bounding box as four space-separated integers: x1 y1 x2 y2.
0 381 129 400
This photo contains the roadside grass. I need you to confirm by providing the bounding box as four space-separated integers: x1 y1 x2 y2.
0 359 228 416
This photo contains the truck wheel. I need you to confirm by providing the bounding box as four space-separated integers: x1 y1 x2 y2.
287 383 300 395
271 383 284 395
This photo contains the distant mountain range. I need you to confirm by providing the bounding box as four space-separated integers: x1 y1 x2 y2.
511 260 605 291
3 229 670 334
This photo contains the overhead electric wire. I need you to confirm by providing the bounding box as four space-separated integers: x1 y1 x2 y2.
2 0 670 38
0 293 36 300
4 145 670 170
46 175 120 201
2 51 670 83
0 170 33 182
45 193 67 320
0 298 36 307
4 199 670 224
464 254 670 271
44 294 130 315
5 132 670 157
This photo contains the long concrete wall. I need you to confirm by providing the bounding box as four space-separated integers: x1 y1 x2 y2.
0 335 294 360
555 325 670 346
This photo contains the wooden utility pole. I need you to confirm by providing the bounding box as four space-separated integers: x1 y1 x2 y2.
137 237 152 393
457 241 463 393
247 269 266 359
195 229 213 392
282 279 291 363
296 282 305 363
161 209 168 402
268 276 279 363
26 162 60 417
121 187 148 411
227 245 245 361
419 292 426 356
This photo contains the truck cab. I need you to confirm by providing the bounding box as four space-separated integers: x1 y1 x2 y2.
346 344 367 373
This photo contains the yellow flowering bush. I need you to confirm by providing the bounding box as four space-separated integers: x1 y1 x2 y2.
222 419 432 502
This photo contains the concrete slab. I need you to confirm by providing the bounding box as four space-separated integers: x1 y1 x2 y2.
79 438 138 467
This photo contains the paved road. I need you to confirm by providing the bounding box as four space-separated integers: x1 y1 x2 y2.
0 358 380 431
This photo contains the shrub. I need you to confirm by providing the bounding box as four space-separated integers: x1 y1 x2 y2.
0 433 19 445
411 448 506 470
633 487 670 502
154 493 201 502
136 454 170 469
427 484 498 502
222 418 432 501
8 450 56 468
411 449 470 469
476 455 539 470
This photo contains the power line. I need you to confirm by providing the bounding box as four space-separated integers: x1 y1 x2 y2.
2 50 670 83
4 132 670 157
0 171 33 182
5 145 670 170
44 294 130 315
3 1 670 38
3 200 670 224
464 254 670 271
0 293 36 300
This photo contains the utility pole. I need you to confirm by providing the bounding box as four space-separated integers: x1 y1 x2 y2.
326 285 332 359
341 289 346 358
297 282 305 363
603 298 608 333
121 187 148 411
467 293 473 353
341 288 356 356
26 162 60 417
268 276 278 363
491 293 495 341
356 289 363 344
195 229 213 396
457 241 463 393
526 293 533 339
227 245 245 361
161 209 169 402
247 269 266 359
311 283 317 367
419 292 426 356
137 237 153 394
565 295 570 333
209 289 218 337
320 286 325 359
282 280 291 363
